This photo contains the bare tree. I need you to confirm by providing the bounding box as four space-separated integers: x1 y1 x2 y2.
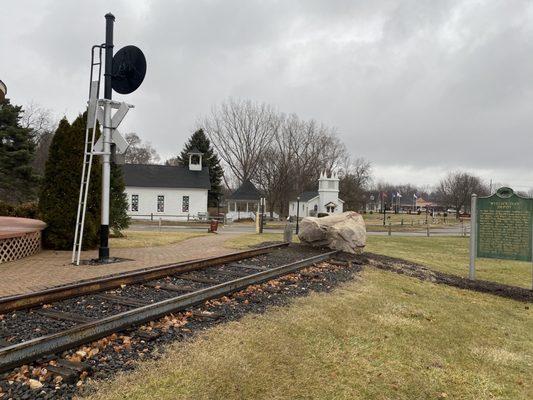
339 158 372 211
202 98 349 216
255 113 347 216
21 101 57 144
20 102 59 175
124 133 160 164
436 171 489 217
203 99 277 187
32 131 55 175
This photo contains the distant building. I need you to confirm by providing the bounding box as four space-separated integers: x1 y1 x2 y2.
225 180 264 221
0 80 7 102
289 171 344 217
365 192 381 212
122 149 210 220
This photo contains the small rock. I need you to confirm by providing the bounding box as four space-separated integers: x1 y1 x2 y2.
28 379 43 390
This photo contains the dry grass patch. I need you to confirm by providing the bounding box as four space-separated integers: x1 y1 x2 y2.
85 268 532 400
366 236 532 288
109 230 206 249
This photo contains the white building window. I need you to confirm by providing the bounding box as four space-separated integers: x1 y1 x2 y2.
182 196 189 212
157 195 164 212
131 194 139 212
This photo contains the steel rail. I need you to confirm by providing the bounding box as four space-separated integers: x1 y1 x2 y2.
0 251 337 372
0 243 288 314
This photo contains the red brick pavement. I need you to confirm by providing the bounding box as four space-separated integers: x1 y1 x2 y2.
0 234 240 298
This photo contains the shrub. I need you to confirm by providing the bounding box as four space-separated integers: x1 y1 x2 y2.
0 201 39 219
369 210 373 214
14 202 39 219
0 201 15 216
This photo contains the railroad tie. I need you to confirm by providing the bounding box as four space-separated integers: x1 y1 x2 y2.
56 358 93 374
135 330 161 341
34 309 95 324
229 263 268 271
212 269 251 278
0 338 11 348
46 364 79 385
191 310 221 320
143 282 195 292
177 273 222 284
94 293 149 308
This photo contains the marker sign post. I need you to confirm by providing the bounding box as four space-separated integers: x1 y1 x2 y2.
469 187 533 289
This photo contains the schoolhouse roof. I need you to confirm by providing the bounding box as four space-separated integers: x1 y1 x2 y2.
122 164 211 190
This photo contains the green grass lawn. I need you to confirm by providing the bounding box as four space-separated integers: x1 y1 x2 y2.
366 236 532 289
109 230 207 249
225 233 531 289
363 212 463 230
86 268 533 400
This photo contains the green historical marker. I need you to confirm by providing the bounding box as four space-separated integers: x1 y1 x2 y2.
470 187 533 289
477 188 533 261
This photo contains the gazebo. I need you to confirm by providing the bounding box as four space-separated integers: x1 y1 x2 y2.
226 180 263 220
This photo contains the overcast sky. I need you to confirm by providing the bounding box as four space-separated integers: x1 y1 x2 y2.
2 0 532 189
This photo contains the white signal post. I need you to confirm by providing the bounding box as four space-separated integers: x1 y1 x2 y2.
72 13 138 265
101 99 112 250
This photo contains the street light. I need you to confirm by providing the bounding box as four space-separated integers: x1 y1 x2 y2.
296 196 300 234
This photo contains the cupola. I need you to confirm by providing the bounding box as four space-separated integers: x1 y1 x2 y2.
188 147 203 171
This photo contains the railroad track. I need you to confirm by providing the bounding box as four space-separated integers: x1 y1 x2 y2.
0 243 338 375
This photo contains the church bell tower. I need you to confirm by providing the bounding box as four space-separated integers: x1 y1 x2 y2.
318 170 340 214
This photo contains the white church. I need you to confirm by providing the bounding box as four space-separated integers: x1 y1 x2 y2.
122 148 211 220
288 171 344 218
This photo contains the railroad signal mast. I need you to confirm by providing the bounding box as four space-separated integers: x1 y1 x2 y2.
72 13 147 265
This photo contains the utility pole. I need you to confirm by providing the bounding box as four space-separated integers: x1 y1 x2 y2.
259 198 265 234
296 196 300 234
98 13 115 262
382 193 386 226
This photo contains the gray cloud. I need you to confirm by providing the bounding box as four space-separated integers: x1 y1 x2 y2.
1 0 532 187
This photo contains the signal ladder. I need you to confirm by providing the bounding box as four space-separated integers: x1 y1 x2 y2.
72 45 103 265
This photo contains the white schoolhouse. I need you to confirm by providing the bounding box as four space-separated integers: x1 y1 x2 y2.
288 171 344 217
122 148 211 220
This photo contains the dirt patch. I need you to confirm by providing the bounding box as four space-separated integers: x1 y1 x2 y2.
363 252 533 303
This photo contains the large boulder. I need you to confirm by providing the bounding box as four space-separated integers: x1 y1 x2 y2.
298 211 366 254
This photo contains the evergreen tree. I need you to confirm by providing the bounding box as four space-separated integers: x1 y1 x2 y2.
39 113 101 250
175 129 224 207
39 115 101 249
39 114 130 249
0 99 39 203
109 163 130 236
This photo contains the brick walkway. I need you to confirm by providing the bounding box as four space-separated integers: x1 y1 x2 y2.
0 234 241 298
